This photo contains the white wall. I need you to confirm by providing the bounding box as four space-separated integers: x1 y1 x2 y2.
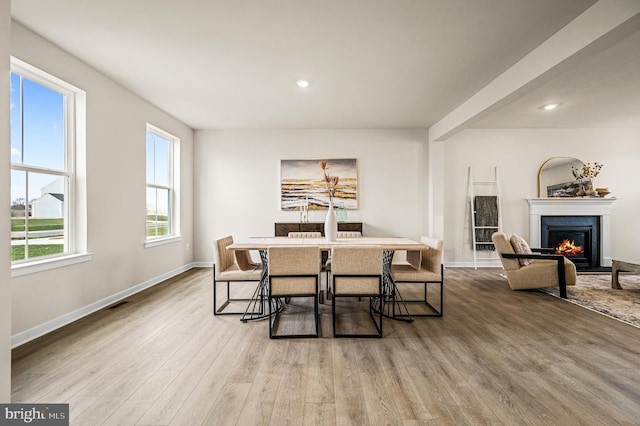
10 22 195 340
442 128 640 266
193 129 429 262
1 1 12 402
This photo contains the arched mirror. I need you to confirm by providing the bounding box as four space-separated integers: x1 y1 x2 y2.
538 157 584 197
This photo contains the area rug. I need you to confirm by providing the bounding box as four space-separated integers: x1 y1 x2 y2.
539 274 640 328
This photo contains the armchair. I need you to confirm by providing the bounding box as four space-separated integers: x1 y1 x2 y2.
491 232 576 298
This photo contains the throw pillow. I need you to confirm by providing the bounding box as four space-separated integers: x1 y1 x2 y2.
510 234 533 266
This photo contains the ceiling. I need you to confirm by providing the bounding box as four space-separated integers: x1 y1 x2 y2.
10 0 638 131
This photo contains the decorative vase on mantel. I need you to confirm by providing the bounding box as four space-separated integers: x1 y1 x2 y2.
584 179 597 196
324 199 338 242
577 179 596 197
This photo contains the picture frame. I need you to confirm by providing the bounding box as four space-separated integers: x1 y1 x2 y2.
547 181 580 197
280 159 358 210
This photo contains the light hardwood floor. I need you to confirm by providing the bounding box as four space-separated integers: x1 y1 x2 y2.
12 267 640 425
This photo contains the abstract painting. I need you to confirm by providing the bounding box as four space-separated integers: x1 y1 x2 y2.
281 159 358 210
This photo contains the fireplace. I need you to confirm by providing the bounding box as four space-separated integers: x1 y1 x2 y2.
528 198 616 270
541 215 599 270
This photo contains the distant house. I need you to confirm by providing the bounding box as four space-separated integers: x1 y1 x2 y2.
31 178 64 218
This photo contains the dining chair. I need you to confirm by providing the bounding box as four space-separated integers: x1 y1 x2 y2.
391 236 444 317
337 231 362 238
287 231 326 298
212 236 263 315
287 231 322 238
268 246 321 338
235 248 261 271
331 245 383 338
324 231 362 296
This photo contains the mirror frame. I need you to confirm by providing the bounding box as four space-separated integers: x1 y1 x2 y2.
537 157 584 197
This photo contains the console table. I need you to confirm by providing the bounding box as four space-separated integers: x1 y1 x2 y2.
274 222 363 237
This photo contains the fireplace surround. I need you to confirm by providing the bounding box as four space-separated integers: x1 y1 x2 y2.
528 198 616 269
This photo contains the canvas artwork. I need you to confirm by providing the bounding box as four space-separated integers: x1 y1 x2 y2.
547 181 580 197
281 159 358 210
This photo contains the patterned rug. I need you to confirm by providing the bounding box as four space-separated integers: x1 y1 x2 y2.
539 274 640 328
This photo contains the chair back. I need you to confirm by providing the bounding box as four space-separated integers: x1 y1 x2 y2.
235 249 259 271
411 237 443 278
287 231 322 238
268 246 320 296
491 232 520 271
213 236 236 277
337 231 362 238
331 245 383 295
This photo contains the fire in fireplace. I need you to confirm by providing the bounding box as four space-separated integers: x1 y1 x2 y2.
555 239 583 255
541 215 600 270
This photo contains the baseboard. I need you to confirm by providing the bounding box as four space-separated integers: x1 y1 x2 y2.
11 262 196 348
193 261 214 268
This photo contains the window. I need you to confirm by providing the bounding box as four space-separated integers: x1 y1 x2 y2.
146 124 180 243
10 59 84 266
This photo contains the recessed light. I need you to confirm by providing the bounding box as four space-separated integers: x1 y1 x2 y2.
541 103 559 111
296 80 310 88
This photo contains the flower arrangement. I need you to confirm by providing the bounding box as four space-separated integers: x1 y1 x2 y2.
319 160 339 203
572 162 603 181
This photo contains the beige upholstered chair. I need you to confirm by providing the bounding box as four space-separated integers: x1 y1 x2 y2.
235 248 261 271
331 245 383 338
491 232 576 298
324 231 362 292
286 233 324 295
268 246 321 338
287 231 322 238
213 236 263 315
391 236 444 317
337 231 362 238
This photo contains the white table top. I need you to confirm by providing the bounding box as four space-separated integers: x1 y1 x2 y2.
228 236 426 251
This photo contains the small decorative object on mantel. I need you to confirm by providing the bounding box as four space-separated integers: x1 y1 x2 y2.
572 162 603 197
320 160 339 241
596 187 611 197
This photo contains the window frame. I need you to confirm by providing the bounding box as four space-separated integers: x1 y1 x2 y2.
145 123 181 247
10 58 89 272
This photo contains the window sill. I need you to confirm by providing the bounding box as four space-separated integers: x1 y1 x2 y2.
144 235 182 248
11 253 93 278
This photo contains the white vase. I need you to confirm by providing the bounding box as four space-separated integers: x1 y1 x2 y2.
325 200 338 242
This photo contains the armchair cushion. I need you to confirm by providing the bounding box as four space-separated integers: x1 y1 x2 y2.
510 234 533 266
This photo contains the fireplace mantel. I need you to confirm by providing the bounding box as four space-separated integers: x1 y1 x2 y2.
528 198 617 267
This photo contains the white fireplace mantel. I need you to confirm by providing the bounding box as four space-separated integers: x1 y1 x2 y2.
528 198 617 267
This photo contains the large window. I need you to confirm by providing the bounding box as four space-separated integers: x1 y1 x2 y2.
146 124 180 242
10 60 79 264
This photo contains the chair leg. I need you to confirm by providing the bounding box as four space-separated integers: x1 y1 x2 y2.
213 275 259 316
393 280 443 317
325 270 332 300
333 294 382 338
212 265 217 315
269 289 319 339
270 294 318 339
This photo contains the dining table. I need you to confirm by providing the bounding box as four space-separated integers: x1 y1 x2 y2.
228 236 427 323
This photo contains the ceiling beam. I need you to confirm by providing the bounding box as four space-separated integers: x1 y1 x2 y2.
428 0 640 142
